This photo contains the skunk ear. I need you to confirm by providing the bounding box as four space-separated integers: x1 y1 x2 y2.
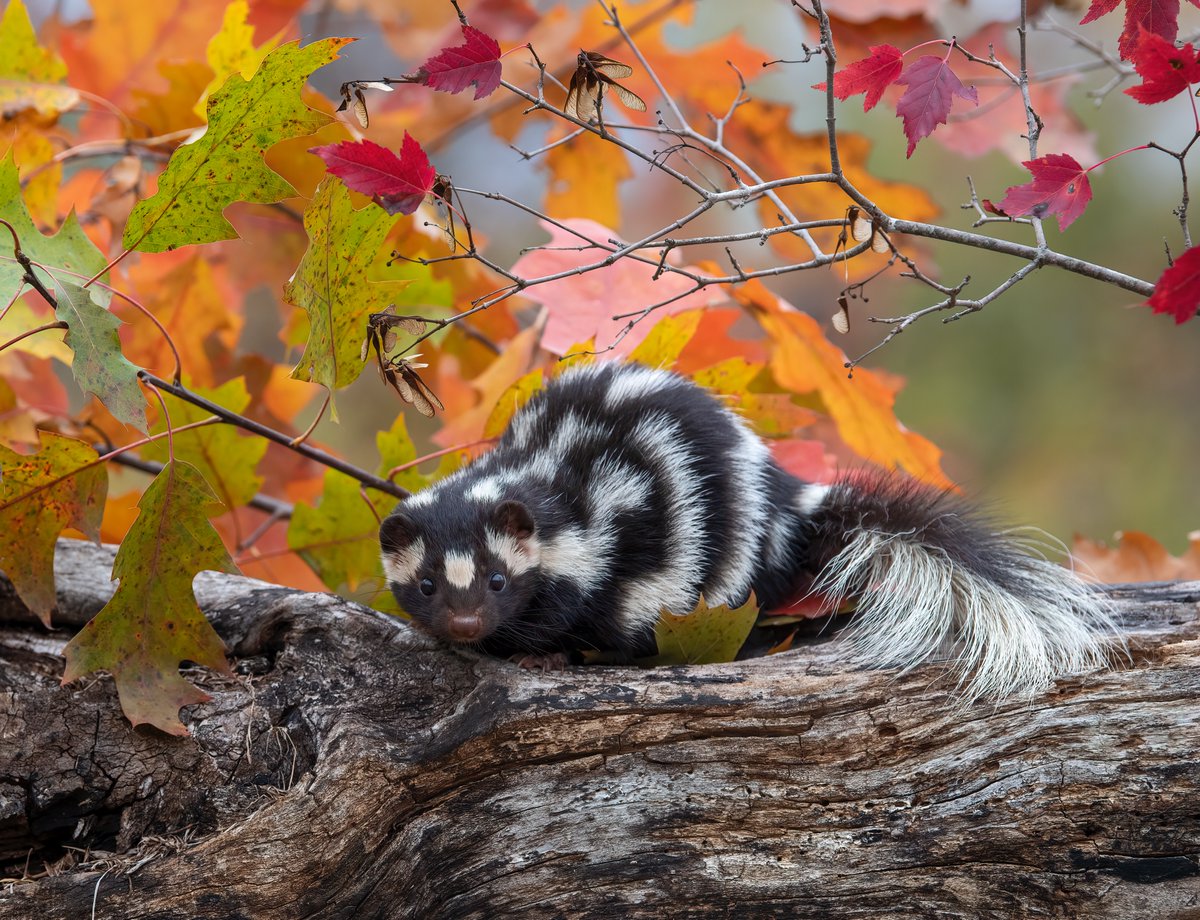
492 500 535 540
380 513 417 552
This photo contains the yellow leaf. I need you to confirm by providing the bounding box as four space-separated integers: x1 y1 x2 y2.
542 131 632 226
628 309 703 369
196 0 279 118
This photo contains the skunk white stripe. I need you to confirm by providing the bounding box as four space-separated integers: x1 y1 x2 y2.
486 529 541 575
539 460 652 590
382 537 426 585
466 477 502 502
813 530 1118 700
795 483 831 517
541 523 608 591
706 419 771 604
404 490 436 509
443 550 476 589
616 416 707 630
603 364 680 407
508 398 547 450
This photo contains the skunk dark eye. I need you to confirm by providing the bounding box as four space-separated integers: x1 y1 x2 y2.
488 572 507 592
419 578 436 596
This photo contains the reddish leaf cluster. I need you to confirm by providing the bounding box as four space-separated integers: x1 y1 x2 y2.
1123 28 1200 103
997 154 1093 232
816 44 978 157
309 133 436 215
1079 0 1199 61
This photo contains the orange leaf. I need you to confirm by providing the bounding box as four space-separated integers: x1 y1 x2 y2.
741 281 952 489
55 0 231 114
542 130 632 227
120 254 242 386
1072 531 1200 583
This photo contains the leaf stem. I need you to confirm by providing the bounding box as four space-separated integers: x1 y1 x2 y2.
0 320 67 355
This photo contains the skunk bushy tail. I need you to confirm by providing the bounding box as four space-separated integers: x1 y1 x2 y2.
790 474 1121 701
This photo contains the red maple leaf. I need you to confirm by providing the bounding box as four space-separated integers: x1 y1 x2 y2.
418 24 502 100
1080 0 1188 61
1147 245 1200 323
309 134 436 215
1124 28 1200 103
997 153 1093 232
894 55 979 157
813 44 904 112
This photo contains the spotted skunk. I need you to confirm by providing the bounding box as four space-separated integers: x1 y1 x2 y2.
380 362 1117 699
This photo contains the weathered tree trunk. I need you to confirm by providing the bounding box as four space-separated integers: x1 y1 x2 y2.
1 538 1198 919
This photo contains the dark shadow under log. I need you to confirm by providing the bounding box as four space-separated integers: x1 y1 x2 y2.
1 538 1198 918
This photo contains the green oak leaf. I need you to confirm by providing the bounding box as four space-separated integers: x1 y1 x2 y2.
53 279 148 432
645 593 760 666
0 433 107 626
62 460 236 736
0 154 108 309
142 377 267 513
288 413 424 602
285 178 409 412
122 37 351 253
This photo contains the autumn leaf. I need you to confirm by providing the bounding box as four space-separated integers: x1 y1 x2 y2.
309 134 436 216
510 219 728 357
0 433 106 626
997 153 1093 232
417 24 502 100
644 593 760 666
770 439 838 483
62 460 234 736
1146 245 1200 323
933 24 1096 167
196 0 279 118
284 177 409 407
0 0 78 119
627 309 703 369
142 379 268 534
56 0 229 112
542 131 632 227
1079 0 1183 61
815 43 903 111
1072 530 1200 582
894 54 978 157
0 153 108 310
120 255 242 386
1123 28 1200 103
743 282 953 490
123 37 350 253
53 279 148 433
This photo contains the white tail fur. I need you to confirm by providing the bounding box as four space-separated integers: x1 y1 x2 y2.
813 531 1122 701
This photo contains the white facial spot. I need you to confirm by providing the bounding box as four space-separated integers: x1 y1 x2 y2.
405 490 436 509
443 550 477 589
467 477 502 502
382 537 426 584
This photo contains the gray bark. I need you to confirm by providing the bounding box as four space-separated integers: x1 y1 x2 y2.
1 538 1198 919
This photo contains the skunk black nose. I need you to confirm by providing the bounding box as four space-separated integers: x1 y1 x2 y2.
446 611 484 641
